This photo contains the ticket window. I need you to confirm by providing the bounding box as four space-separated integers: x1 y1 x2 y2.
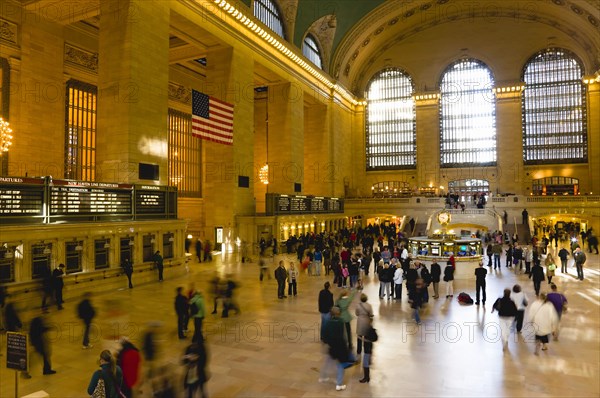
65 241 83 274
94 239 110 270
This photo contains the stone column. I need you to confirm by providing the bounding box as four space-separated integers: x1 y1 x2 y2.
415 97 440 192
202 46 255 237
495 91 525 194
303 101 329 196
267 82 304 194
97 0 170 184
587 81 599 195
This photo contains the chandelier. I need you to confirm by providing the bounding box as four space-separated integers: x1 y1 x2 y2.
0 117 12 153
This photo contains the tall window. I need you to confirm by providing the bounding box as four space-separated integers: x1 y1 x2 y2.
65 80 97 181
448 179 489 203
0 57 10 176
168 109 201 197
522 49 587 164
440 59 496 167
254 0 285 39
366 68 416 170
302 34 322 69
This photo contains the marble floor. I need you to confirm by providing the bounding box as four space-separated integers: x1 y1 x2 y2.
1 244 599 397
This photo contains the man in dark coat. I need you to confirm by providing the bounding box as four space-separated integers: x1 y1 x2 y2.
175 287 189 339
153 250 164 281
122 258 134 289
274 261 288 299
29 313 56 375
77 292 96 349
318 282 334 341
52 263 65 310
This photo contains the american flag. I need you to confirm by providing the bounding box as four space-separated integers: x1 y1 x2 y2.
191 89 234 145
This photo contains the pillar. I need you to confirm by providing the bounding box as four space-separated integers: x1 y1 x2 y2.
97 0 170 184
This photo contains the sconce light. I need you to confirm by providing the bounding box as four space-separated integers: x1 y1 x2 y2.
43 246 51 254
168 237 175 242
5 251 14 259
129 240 135 246
104 242 111 249
75 244 83 251
150 238 156 244
187 234 193 239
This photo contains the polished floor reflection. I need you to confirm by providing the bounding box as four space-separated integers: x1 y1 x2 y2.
1 244 599 397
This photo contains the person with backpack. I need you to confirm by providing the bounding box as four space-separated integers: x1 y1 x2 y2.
557 247 569 274
355 293 374 359
87 350 124 398
358 318 377 384
189 290 206 343
491 288 518 351
77 292 96 349
573 247 587 280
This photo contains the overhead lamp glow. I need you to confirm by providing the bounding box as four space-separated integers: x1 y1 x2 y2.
0 117 13 153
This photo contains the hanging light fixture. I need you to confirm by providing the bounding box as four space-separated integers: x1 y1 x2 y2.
259 165 269 185
0 117 13 153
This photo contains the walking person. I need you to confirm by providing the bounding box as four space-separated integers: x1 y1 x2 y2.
288 262 298 296
530 262 545 296
336 289 357 350
182 340 209 398
116 338 141 398
122 257 134 289
314 248 323 276
492 242 502 270
378 262 392 299
443 261 455 298
573 247 587 280
474 261 487 305
319 306 355 391
152 250 164 282
189 290 206 343
558 247 569 274
175 287 189 339
524 245 533 274
29 313 57 375
87 350 124 398
274 261 287 299
355 294 374 359
77 292 96 349
4 296 32 378
491 288 518 351
358 319 377 384
430 261 441 299
52 263 65 310
527 293 559 355
486 242 493 267
318 282 334 341
546 284 568 340
412 279 425 325
511 285 528 333
195 239 202 262
545 253 557 284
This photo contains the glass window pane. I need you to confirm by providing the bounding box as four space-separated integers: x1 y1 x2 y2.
168 109 202 197
65 80 97 181
365 68 416 170
253 0 285 39
302 34 322 69
440 59 496 167
522 49 587 164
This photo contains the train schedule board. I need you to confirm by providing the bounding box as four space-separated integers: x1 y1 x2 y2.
50 179 133 216
135 185 167 215
0 177 45 218
266 193 344 215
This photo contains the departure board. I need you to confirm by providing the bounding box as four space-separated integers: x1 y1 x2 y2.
266 193 344 215
50 180 133 215
135 185 167 214
0 177 45 216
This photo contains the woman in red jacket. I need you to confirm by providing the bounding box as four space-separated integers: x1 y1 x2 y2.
117 338 141 398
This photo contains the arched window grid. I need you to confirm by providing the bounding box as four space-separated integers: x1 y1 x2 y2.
302 34 323 69
365 68 416 170
521 48 587 165
439 59 497 167
253 0 286 39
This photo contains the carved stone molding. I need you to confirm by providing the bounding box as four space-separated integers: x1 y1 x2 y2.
0 18 18 46
64 43 98 73
168 82 191 105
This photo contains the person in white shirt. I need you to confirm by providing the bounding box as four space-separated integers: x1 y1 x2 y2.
393 262 404 301
527 293 559 355
510 284 528 333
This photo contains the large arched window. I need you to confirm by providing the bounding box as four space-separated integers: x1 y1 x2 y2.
302 34 322 69
365 68 416 170
522 49 587 164
440 59 496 167
253 0 285 39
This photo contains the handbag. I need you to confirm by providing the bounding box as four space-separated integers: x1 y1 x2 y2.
548 263 556 272
91 377 106 398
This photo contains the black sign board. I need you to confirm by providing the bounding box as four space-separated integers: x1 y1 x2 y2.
266 193 344 215
6 332 28 371
0 177 45 217
135 185 167 215
50 179 133 216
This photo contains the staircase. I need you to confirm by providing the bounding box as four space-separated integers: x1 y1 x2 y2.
504 223 532 243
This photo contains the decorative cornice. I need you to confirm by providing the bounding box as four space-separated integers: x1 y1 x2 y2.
0 18 18 46
168 82 191 105
64 43 98 73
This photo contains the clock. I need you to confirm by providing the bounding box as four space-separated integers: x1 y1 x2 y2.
437 211 451 225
